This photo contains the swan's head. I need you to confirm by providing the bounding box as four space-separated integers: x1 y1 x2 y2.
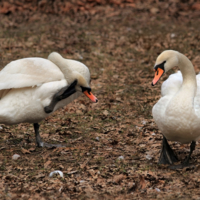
48 52 98 103
73 71 98 103
152 50 179 86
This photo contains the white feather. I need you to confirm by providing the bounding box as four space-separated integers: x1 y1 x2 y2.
0 53 90 125
153 51 200 143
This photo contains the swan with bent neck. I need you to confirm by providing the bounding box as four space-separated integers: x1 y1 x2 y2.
0 52 98 148
152 50 200 168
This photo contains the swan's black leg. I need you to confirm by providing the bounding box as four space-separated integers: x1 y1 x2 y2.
33 123 64 148
159 136 179 165
44 80 77 114
183 141 196 166
169 141 196 170
34 123 44 147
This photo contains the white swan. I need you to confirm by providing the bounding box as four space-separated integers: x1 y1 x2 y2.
0 52 98 147
152 50 200 168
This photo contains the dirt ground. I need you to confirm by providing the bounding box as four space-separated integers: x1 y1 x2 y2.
1 0 200 199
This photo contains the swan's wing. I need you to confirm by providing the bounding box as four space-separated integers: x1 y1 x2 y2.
0 58 64 90
161 71 182 97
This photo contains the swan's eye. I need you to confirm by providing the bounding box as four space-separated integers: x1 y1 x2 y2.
81 86 91 94
154 61 166 72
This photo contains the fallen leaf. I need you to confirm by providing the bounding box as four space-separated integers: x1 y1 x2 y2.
113 174 125 184
139 175 146 189
44 160 51 168
103 110 109 116
21 148 30 154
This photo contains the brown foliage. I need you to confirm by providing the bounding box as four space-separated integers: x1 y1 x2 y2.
0 0 200 199
0 0 199 17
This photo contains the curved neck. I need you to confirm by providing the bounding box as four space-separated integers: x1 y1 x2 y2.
56 59 75 84
178 53 196 87
171 53 197 109
48 53 89 87
48 53 75 84
166 52 197 117
59 61 88 87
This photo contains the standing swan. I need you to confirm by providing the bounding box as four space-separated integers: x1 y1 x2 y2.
152 50 200 168
0 52 98 147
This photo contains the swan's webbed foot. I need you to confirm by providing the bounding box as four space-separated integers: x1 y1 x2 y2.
159 136 179 165
44 80 77 114
34 123 65 148
41 142 65 148
159 139 196 170
169 141 196 169
169 163 195 170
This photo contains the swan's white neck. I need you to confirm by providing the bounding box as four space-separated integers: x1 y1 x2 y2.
167 53 197 114
177 53 197 99
55 59 76 84
178 53 196 88
48 53 76 84
48 53 89 89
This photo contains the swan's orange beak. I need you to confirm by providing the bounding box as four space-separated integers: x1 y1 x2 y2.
84 91 98 103
152 68 164 86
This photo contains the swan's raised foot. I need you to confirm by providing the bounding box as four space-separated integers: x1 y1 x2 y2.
44 80 77 114
158 136 179 165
